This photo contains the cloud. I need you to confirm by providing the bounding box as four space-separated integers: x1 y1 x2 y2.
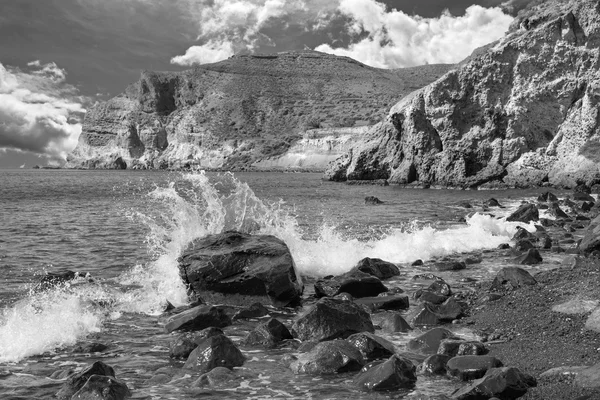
171 40 236 66
315 2 513 68
0 61 87 162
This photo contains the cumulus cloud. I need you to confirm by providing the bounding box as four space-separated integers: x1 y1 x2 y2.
316 2 513 68
0 61 87 161
170 0 514 68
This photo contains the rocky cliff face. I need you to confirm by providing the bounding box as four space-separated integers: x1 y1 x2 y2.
325 0 600 189
67 51 452 170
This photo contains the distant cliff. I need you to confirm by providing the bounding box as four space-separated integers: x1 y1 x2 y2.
325 0 600 188
66 51 452 170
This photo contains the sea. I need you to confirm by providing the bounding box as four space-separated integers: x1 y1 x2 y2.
0 169 563 399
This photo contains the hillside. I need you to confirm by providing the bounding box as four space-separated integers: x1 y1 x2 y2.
67 51 453 170
326 0 600 189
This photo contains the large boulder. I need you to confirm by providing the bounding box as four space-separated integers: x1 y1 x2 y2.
178 231 303 307
290 340 365 375
183 334 246 372
292 298 374 341
354 355 417 391
314 270 388 299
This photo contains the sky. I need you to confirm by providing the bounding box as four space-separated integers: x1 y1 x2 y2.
0 0 533 168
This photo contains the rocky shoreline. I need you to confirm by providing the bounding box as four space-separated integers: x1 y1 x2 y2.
37 184 600 399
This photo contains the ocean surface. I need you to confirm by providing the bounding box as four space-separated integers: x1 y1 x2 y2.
0 170 561 399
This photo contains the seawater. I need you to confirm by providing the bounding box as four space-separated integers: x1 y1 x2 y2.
0 170 555 399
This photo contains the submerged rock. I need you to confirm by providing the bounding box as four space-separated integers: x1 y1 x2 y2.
365 196 384 205
183 334 246 372
292 297 374 341
232 302 269 320
354 355 417 391
451 367 536 399
354 295 410 312
169 327 224 359
407 328 460 355
354 257 400 279
290 340 365 375
314 270 388 299
164 305 232 333
178 231 303 307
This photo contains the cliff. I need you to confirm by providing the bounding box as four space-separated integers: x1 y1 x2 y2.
66 51 452 170
325 0 600 189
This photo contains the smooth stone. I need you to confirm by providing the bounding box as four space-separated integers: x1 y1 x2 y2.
447 355 503 381
292 297 374 341
437 340 488 357
164 305 232 333
291 340 364 375
552 299 599 315
314 270 388 299
244 318 293 347
451 367 536 399
506 203 539 223
371 311 412 333
354 355 417 391
354 257 400 280
354 295 409 312
407 328 460 355
56 361 116 400
169 327 225 359
346 332 396 361
419 354 452 375
183 334 245 372
232 302 269 320
71 375 130 400
490 267 537 291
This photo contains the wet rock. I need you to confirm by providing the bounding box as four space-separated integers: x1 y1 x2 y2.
354 294 409 312
183 334 245 372
490 267 537 291
38 270 84 291
458 201 473 209
574 193 595 202
371 311 412 333
365 196 384 205
292 297 374 341
419 354 452 375
347 332 396 361
169 327 224 359
431 261 466 272
412 259 424 266
244 318 293 347
512 227 535 241
193 367 239 388
50 369 75 380
497 243 510 250
437 340 488 357
314 270 388 299
334 292 354 301
164 305 232 333
537 235 553 249
414 299 464 327
407 328 460 355
484 198 502 208
290 340 364 375
72 342 108 354
451 367 536 399
447 355 503 381
537 192 558 202
354 355 417 391
56 361 117 400
506 203 539 223
415 289 448 305
178 231 303 307
70 374 130 400
549 202 570 219
514 249 542 265
514 239 535 251
582 201 594 212
297 341 318 353
463 255 482 265
354 257 400 280
232 302 269 320
428 280 452 296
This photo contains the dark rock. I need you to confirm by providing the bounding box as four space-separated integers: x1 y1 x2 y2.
490 267 536 291
178 231 303 307
354 295 409 312
70 374 130 400
314 270 388 299
512 227 534 241
419 354 452 375
371 311 412 333
463 255 483 265
549 202 570 219
538 235 553 249
437 340 488 357
354 257 400 280
447 355 503 381
484 198 502 208
354 355 417 391
428 280 452 296
334 292 354 301
292 297 374 341
514 249 543 265
413 299 464 327
514 239 535 251
574 192 595 202
412 304 442 327
56 361 116 400
232 302 269 320
183 334 245 372
164 305 232 333
497 243 510 250
412 259 424 266
407 328 460 355
506 203 539 223
38 270 81 290
415 289 448 305
244 318 293 347
574 183 592 194
582 201 594 212
431 261 466 272
291 340 364 375
169 327 224 359
347 332 396 361
458 201 473 209
451 367 536 399
537 192 558 202
72 342 108 354
297 341 318 353
365 196 384 205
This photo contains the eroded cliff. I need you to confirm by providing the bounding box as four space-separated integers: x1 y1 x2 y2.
325 0 600 188
67 51 452 170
